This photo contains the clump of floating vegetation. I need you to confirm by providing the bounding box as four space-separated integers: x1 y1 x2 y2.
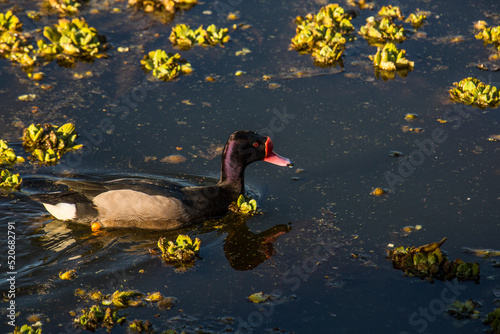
37 17 106 64
0 169 22 190
157 234 201 266
359 6 406 45
13 324 42 334
449 77 500 109
0 140 25 165
44 0 86 15
102 290 145 308
474 22 500 51
128 0 197 24
72 289 173 331
0 11 35 69
248 291 272 303
291 3 355 67
229 194 258 214
405 13 427 30
387 237 480 282
0 10 22 32
141 49 192 81
22 123 83 164
485 307 500 333
74 304 121 332
129 320 154 333
446 299 481 320
370 42 414 71
369 42 414 80
347 0 374 11
59 269 77 280
169 24 230 50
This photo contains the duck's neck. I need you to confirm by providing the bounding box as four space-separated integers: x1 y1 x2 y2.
217 141 245 195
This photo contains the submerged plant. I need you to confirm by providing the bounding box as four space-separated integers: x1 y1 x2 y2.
22 123 83 164
291 3 355 67
170 24 230 49
388 237 480 282
370 42 414 71
140 49 192 81
157 234 201 265
449 77 500 109
0 169 22 190
0 140 25 165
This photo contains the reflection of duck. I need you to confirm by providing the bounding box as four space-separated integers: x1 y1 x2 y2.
224 219 292 271
31 131 292 230
201 213 292 271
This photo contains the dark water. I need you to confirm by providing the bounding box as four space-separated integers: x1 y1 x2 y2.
1 0 500 333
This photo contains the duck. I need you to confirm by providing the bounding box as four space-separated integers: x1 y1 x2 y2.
30 131 292 230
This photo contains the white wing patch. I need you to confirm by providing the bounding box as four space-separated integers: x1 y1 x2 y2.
43 203 77 221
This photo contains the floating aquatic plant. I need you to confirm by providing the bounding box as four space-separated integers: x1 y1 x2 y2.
229 194 258 214
157 234 201 265
359 6 406 45
129 319 154 333
405 13 427 30
291 3 354 67
388 237 480 282
475 22 500 51
0 140 25 165
248 291 271 303
129 0 197 13
204 24 230 46
370 42 413 80
140 49 192 81
169 24 230 50
74 305 119 332
13 324 42 334
0 11 35 68
59 269 77 280
22 123 83 164
44 0 85 15
370 42 414 70
0 10 22 32
0 169 22 190
39 18 105 60
449 77 500 109
128 0 197 24
378 5 404 20
485 307 500 334
347 0 374 10
102 290 145 308
446 299 481 320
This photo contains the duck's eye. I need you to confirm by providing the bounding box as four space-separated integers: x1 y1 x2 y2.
253 142 259 147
